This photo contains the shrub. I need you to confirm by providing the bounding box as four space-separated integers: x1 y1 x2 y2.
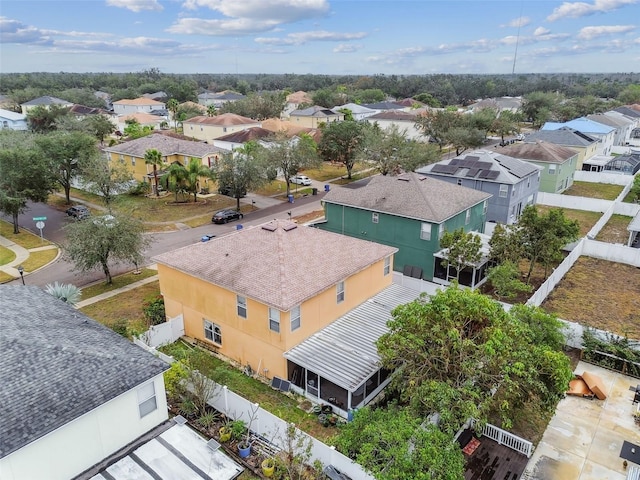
111 318 129 337
143 295 166 326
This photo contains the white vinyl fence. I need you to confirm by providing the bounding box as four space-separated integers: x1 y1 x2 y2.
480 423 533 458
141 314 184 348
573 170 634 185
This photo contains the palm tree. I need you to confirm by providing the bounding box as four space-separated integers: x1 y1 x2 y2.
167 161 188 202
206 104 217 117
185 157 213 202
144 148 163 197
167 99 179 132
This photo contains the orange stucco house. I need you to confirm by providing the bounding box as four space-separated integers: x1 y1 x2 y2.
153 220 418 414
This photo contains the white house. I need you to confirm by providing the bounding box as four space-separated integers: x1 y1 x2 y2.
332 103 379 121
365 110 426 141
0 108 28 130
542 117 615 156
20 96 73 114
0 286 170 480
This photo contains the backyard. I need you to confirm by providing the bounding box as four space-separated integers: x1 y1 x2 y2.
534 204 601 237
541 256 640 339
595 214 634 244
563 180 624 200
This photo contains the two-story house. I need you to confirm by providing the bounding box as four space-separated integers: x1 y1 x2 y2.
183 113 261 143
417 150 540 225
587 113 634 147
113 97 166 115
542 117 615 156
0 286 169 480
491 140 578 193
318 172 491 282
364 110 425 141
153 219 404 415
523 127 599 170
197 90 245 108
103 133 225 183
289 106 344 128
0 108 28 130
332 103 379 121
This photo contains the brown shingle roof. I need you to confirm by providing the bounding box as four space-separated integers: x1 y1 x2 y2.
286 91 312 104
323 172 491 223
367 110 418 121
262 118 317 137
104 133 224 158
153 220 397 311
183 113 260 126
490 140 577 164
216 127 274 143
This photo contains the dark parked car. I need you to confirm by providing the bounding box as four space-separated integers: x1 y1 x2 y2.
65 205 90 220
212 209 244 224
218 184 247 198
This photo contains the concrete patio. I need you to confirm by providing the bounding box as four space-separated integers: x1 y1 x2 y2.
524 361 640 479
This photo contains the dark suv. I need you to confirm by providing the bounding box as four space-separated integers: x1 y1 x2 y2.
212 209 243 224
218 184 247 198
65 205 90 220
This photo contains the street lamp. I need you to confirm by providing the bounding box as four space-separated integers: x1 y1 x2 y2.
17 265 25 285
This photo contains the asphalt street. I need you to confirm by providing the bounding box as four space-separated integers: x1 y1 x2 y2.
2 192 326 288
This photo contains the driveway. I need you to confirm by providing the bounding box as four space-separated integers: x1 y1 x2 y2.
524 361 640 479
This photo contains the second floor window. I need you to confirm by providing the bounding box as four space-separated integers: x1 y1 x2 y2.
269 308 280 333
336 281 345 304
465 209 470 225
384 256 391 276
291 306 301 331
237 295 247 318
420 223 431 241
499 184 508 198
372 212 379 224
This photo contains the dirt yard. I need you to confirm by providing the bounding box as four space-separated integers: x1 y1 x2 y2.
595 214 634 244
541 257 640 339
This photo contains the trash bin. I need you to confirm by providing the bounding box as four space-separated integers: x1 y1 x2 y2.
324 184 330 192
288 194 294 203
311 187 318 196
236 224 243 230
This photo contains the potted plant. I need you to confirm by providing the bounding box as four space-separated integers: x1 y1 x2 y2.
261 457 275 477
218 418 236 443
237 404 259 458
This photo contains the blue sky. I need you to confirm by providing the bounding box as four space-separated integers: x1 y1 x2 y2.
1 0 639 74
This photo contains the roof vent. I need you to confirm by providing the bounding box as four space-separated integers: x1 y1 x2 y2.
262 224 277 232
173 415 188 426
397 176 410 182
207 439 221 452
283 223 298 231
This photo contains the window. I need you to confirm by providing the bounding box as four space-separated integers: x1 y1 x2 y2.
290 306 301 331
457 178 463 186
137 381 157 418
131 157 136 166
336 281 345 304
237 295 247 318
527 176 530 188
204 320 222 344
438 224 445 240
162 156 168 164
372 212 379 224
223 127 228 132
269 308 280 332
499 184 508 198
119 154 124 161
465 209 470 225
420 223 431 241
483 201 488 215
383 256 391 276
548 164 556 175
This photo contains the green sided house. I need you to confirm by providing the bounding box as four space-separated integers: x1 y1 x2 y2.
317 172 491 283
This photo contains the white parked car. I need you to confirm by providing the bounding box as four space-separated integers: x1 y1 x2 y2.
290 175 312 186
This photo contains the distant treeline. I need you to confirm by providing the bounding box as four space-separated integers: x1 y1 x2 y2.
1 69 639 107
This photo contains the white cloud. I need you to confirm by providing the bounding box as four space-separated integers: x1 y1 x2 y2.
106 0 163 12
333 43 361 53
501 16 531 28
547 0 639 21
577 24 635 39
534 27 550 36
182 0 329 20
168 17 280 35
0 17 51 44
255 30 367 46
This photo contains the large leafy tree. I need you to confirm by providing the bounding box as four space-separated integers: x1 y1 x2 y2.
318 120 365 179
488 223 525 265
377 286 572 433
333 404 465 480
63 213 150 285
85 114 116 144
35 130 98 204
255 133 320 195
522 91 563 126
26 105 71 133
415 109 459 150
0 131 57 233
80 155 134 210
218 91 286 120
212 148 269 210
144 148 163 197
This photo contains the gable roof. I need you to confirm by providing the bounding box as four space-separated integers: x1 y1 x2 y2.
69 104 112 116
524 127 598 147
262 118 313 136
104 133 224 158
183 113 260 126
587 113 631 128
215 126 274 143
153 219 397 311
362 101 405 110
21 96 72 107
0 108 27 121
490 140 577 164
417 150 541 185
367 110 418 121
118 112 163 125
543 117 615 135
0 286 169 458
332 103 378 114
197 91 245 101
113 97 165 106
290 106 342 117
323 172 491 223
286 91 312 104
394 98 424 108
614 106 640 119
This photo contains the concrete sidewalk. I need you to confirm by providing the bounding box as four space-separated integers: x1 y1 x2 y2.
75 272 160 309
0 235 58 279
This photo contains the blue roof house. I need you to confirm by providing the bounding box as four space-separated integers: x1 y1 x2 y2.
542 117 616 156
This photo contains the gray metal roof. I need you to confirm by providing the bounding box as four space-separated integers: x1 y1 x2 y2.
0 286 169 458
524 127 597 147
21 95 72 106
284 283 422 391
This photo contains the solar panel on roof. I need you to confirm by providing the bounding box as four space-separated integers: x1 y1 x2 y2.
431 164 458 174
465 156 480 161
466 168 480 177
475 161 492 170
485 171 500 180
477 170 489 178
449 158 460 165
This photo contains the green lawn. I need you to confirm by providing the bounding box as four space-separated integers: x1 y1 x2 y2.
0 220 54 249
80 268 158 299
0 245 16 266
563 181 624 200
